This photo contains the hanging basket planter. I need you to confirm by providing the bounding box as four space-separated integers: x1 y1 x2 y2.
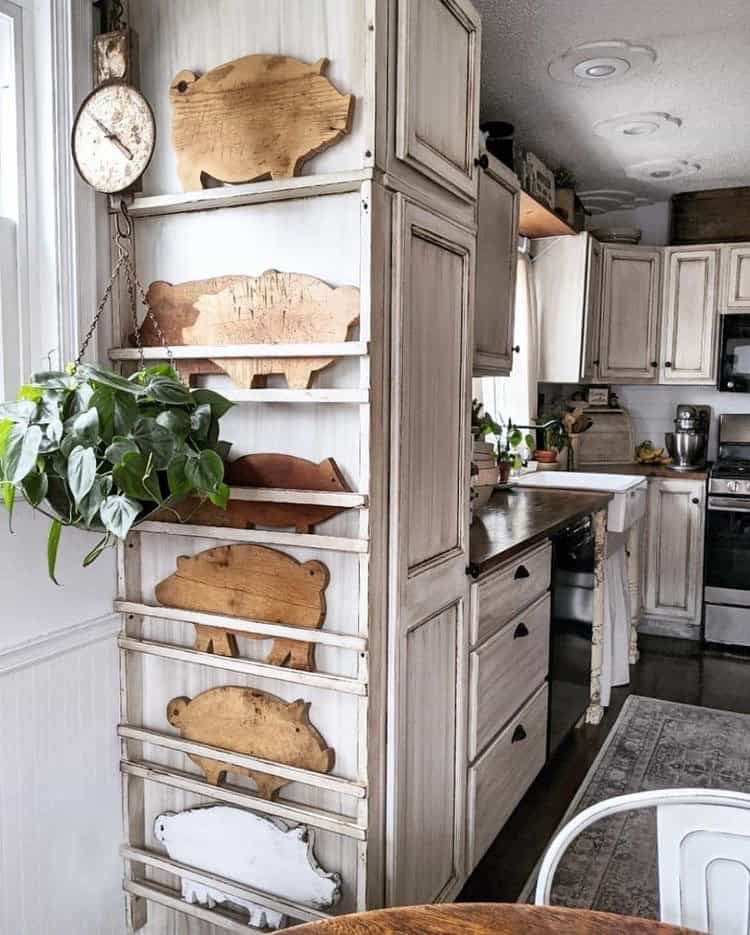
0 205 233 580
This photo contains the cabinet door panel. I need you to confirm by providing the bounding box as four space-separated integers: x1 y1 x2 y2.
396 0 481 200
599 246 661 383
722 244 750 312
644 479 705 623
581 237 603 382
474 158 519 375
388 195 473 905
661 248 719 384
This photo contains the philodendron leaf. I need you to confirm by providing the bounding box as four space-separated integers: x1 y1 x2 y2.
155 409 191 441
189 403 211 441
90 387 138 442
131 416 175 470
166 455 191 499
0 419 12 458
82 532 112 567
72 407 99 446
17 385 43 402
185 449 223 494
0 400 37 423
104 436 139 465
112 450 161 502
22 471 48 507
190 388 234 420
3 423 42 484
47 518 62 584
77 477 107 526
208 481 230 510
143 364 180 381
144 376 192 406
64 383 94 419
100 494 140 539
67 445 97 505
77 363 144 396
2 482 14 532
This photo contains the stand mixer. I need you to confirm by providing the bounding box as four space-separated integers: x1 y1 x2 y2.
665 405 709 471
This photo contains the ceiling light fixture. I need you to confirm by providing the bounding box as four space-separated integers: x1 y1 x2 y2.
578 189 654 213
625 159 701 181
548 40 657 86
594 112 682 139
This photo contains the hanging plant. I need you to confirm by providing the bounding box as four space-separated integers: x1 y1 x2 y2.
0 362 233 581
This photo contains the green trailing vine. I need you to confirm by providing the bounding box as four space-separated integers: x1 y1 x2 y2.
0 362 233 581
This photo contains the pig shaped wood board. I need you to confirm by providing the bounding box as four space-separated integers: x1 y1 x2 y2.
141 271 360 389
154 805 341 929
169 53 355 190
166 686 335 799
154 543 329 671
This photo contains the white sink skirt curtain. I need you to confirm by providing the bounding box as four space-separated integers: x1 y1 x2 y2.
601 537 632 707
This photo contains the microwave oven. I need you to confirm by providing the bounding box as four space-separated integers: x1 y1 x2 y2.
719 315 750 392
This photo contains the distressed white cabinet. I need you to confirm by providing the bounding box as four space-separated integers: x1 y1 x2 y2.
387 194 474 906
660 247 720 384
721 243 750 312
474 152 520 376
394 0 481 201
643 478 705 632
581 236 604 383
598 245 662 384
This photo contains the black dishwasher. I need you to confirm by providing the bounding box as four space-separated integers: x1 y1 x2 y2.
548 517 594 758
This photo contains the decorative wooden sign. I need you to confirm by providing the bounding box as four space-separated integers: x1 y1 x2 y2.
166 687 335 799
169 53 355 191
154 805 341 929
151 454 352 534
142 271 360 389
155 543 329 671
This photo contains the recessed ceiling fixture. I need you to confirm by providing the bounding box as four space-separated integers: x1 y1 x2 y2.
548 40 657 86
594 112 682 139
626 159 701 181
578 189 653 214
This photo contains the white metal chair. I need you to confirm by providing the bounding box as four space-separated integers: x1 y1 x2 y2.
535 788 750 935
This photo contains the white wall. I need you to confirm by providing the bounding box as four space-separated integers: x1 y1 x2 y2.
587 201 672 246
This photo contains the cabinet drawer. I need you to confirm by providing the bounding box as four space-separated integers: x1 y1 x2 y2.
471 541 551 646
468 592 550 760
467 683 548 869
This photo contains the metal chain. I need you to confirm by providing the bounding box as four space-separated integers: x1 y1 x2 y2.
108 0 126 32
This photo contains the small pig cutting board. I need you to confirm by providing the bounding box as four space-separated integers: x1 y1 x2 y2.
141 271 360 389
169 53 355 190
167 686 335 799
151 454 353 534
155 543 329 671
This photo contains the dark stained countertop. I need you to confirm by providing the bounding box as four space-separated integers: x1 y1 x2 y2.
582 461 709 480
470 488 613 575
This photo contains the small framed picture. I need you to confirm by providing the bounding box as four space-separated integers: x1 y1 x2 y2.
587 386 609 407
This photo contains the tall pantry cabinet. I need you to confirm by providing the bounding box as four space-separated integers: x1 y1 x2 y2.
113 1 484 932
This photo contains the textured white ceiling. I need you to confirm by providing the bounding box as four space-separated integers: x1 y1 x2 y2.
474 0 750 198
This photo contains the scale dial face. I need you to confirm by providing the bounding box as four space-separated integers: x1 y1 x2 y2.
72 83 155 194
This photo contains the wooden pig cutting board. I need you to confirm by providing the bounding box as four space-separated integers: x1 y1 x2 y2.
151 454 353 534
155 543 329 670
141 271 360 389
169 54 355 191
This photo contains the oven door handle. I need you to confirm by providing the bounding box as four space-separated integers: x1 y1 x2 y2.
708 495 750 512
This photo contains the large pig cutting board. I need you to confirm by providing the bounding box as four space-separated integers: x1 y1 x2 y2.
151 454 353 534
166 686 335 799
141 271 360 389
155 543 329 671
169 53 355 190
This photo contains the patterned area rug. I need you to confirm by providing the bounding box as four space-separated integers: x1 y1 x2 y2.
523 694 750 918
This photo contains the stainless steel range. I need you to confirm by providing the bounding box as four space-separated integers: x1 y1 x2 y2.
705 414 750 646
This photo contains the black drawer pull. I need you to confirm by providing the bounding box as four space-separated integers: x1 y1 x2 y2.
466 563 481 580
514 622 529 639
512 724 527 743
514 564 530 580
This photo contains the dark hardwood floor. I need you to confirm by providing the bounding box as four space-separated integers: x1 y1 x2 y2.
458 635 750 904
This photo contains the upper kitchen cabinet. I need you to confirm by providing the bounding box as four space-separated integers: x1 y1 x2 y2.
474 152 520 376
660 246 720 384
598 245 662 384
721 244 750 312
390 0 482 203
536 232 598 383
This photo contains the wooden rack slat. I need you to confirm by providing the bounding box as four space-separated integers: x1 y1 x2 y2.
115 600 368 651
119 725 367 798
121 759 367 839
123 879 260 934
225 487 367 507
121 846 330 923
120 168 374 218
109 342 369 361
119 636 367 695
216 388 370 403
136 521 369 553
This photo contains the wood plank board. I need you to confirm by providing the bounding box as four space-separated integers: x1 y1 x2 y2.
170 54 355 190
671 187 750 244
166 685 335 799
155 543 330 671
141 270 360 389
519 190 576 238
109 342 368 360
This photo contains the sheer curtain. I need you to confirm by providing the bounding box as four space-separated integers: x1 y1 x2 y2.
474 248 540 437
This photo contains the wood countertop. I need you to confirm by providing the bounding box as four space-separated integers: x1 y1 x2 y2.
581 462 709 480
469 488 613 575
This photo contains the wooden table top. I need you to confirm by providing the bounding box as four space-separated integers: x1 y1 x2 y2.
289 904 702 934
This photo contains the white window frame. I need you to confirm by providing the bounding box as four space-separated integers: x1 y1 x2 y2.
0 0 98 399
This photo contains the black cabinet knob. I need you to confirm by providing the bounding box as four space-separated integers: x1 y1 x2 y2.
514 564 530 580
592 359 600 366
466 563 481 579
474 154 489 170
513 622 529 639
512 345 521 354
512 724 527 743
651 361 659 368
665 362 672 368
692 498 700 505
